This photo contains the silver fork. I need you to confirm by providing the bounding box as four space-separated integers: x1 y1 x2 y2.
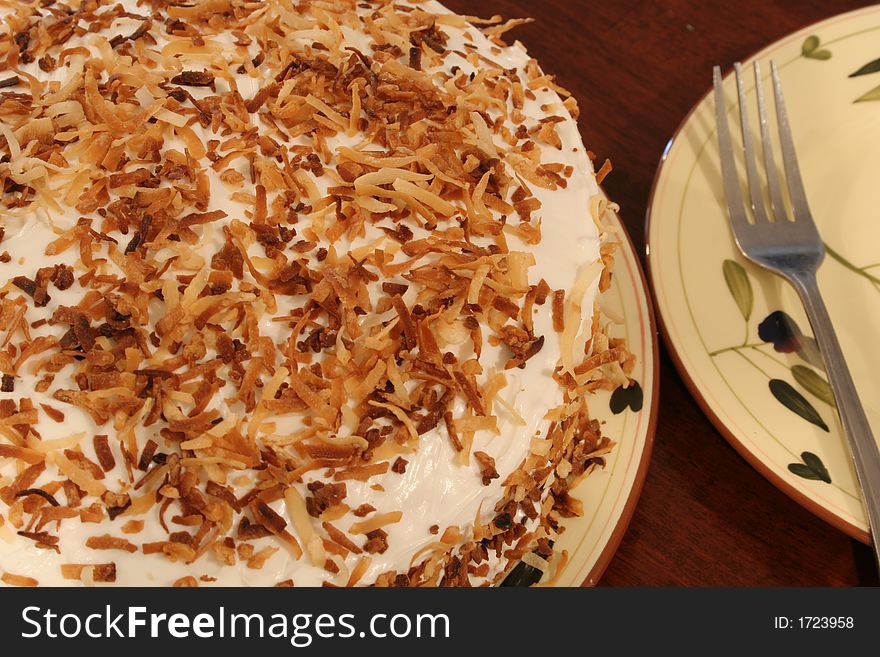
714 61 880 564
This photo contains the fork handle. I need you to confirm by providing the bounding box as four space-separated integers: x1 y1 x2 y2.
790 270 880 553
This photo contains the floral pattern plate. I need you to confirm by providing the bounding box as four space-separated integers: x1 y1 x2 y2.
647 6 880 541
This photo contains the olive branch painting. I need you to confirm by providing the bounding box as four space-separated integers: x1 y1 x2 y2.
802 35 880 102
712 259 834 483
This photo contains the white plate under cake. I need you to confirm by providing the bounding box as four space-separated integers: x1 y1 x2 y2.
0 0 634 586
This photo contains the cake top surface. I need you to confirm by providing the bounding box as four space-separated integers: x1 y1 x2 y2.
0 0 620 587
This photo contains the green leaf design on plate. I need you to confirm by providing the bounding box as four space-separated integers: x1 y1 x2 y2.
802 35 820 56
609 380 643 414
768 379 829 432
787 451 831 483
501 542 555 586
802 36 831 60
855 83 880 103
722 259 752 321
791 365 835 407
499 560 543 587
850 57 880 77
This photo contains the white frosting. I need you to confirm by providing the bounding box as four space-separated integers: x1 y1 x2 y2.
0 0 600 586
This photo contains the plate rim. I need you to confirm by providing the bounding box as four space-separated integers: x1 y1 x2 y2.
643 5 878 544
578 202 660 586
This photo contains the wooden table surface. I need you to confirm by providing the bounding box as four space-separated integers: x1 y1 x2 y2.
442 0 880 586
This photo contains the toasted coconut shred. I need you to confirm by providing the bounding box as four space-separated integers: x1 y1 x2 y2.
0 0 632 586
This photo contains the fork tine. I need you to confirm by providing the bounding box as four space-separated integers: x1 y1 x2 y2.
754 61 786 221
770 60 812 223
734 63 770 223
713 66 750 233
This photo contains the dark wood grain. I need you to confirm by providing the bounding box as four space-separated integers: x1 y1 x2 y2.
441 0 880 586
